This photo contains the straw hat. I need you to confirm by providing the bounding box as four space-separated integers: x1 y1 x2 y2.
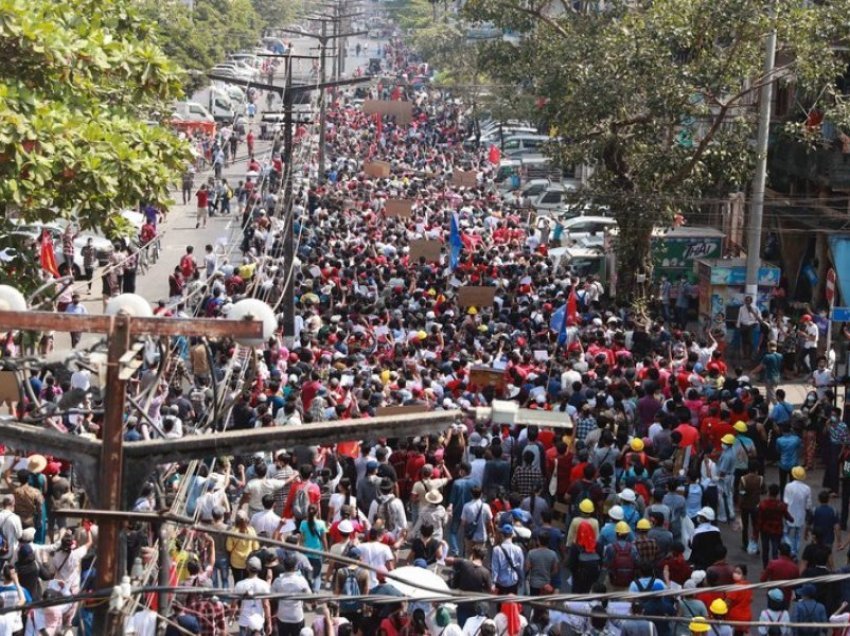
425 490 443 505
27 455 47 474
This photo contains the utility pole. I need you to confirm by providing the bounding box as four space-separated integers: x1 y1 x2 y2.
745 2 777 297
216 60 369 337
319 20 329 184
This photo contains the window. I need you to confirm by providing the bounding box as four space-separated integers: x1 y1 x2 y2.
540 191 563 204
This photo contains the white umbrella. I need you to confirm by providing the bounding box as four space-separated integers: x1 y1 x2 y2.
387 566 452 601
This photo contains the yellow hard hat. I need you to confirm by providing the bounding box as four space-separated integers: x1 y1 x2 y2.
417 330 428 340
615 521 630 535
733 421 748 433
689 618 711 633
467 306 478 315
630 438 645 452
791 466 806 480
380 369 391 384
636 518 651 531
427 288 437 296
721 434 735 445
579 499 594 514
709 599 728 615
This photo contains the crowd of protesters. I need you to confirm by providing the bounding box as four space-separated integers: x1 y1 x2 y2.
2 19 850 636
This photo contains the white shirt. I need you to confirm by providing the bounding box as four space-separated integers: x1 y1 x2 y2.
0 586 22 632
234 577 270 627
125 609 158 636
52 545 88 592
784 480 813 527
803 322 819 349
251 509 282 538
244 477 288 512
463 616 487 636
736 303 760 327
271 572 311 623
357 541 394 587
0 510 22 560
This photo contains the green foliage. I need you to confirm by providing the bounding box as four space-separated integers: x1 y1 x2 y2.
462 0 850 301
138 0 265 93
0 0 191 291
251 0 298 30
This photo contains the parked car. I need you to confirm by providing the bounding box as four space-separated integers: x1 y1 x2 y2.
532 182 580 214
501 178 552 207
555 215 617 245
502 133 550 157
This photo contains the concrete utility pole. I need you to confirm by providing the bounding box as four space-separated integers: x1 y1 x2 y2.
0 309 263 633
295 16 367 182
211 64 367 338
745 1 777 296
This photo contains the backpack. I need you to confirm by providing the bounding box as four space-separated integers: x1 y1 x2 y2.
636 577 675 636
339 567 362 613
292 484 310 520
376 499 397 531
608 542 636 587
179 255 195 278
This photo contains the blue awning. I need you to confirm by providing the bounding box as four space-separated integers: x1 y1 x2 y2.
828 234 850 306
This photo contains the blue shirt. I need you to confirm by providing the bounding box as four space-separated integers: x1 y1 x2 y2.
776 434 802 470
449 477 475 522
491 540 524 587
770 401 794 424
811 504 839 545
717 446 736 476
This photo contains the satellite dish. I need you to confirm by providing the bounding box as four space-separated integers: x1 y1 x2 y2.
225 299 277 346
105 294 153 318
0 285 27 312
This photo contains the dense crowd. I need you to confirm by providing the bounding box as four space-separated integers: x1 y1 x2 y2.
2 25 850 636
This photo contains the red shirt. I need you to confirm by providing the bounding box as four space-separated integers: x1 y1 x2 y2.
673 423 699 451
196 190 208 207
760 555 799 604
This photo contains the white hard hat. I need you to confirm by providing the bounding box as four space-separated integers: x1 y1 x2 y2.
698 506 716 522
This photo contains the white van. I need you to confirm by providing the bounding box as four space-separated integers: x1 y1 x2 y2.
172 101 214 123
191 87 237 122
502 134 550 157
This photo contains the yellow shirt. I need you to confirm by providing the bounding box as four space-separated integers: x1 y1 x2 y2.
225 527 259 569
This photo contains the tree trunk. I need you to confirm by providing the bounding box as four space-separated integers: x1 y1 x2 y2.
613 211 654 314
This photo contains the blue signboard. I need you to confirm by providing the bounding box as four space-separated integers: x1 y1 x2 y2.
831 307 850 322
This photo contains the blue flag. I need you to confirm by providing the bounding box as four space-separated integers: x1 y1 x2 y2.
450 212 464 270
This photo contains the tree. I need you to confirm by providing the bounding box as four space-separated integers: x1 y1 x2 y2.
138 0 265 94
462 0 850 304
251 0 297 32
0 0 191 291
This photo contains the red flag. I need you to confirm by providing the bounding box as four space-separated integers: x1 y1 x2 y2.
567 287 578 323
39 230 60 278
488 144 501 165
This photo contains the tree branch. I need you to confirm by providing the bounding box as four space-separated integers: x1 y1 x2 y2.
506 2 570 38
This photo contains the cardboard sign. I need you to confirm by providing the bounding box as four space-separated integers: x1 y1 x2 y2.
451 170 478 188
469 367 506 393
408 239 442 262
363 161 391 178
457 286 496 308
384 199 414 218
363 100 414 125
376 404 430 417
0 371 18 409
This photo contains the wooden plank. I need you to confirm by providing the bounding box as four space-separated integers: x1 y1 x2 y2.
384 199 414 218
123 411 461 466
408 239 442 262
457 286 496 308
363 161 391 178
376 404 429 417
0 311 263 338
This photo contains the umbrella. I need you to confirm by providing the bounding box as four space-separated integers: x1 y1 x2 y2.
387 566 452 601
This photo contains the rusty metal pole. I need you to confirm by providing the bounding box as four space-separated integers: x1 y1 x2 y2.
94 314 131 634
